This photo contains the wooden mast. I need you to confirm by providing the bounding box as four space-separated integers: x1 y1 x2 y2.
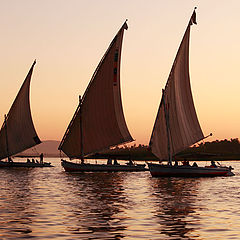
79 95 84 164
162 89 172 165
4 114 10 161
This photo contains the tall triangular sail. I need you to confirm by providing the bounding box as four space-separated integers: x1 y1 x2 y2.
59 21 133 158
0 61 41 160
149 9 204 161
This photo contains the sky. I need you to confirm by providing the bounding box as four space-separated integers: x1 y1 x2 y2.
0 0 239 145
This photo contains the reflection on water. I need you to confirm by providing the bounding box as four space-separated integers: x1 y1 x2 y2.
150 177 201 239
63 172 128 239
0 169 36 237
0 159 240 239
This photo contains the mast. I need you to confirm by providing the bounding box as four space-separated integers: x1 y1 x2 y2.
4 114 10 160
79 95 84 164
162 90 172 165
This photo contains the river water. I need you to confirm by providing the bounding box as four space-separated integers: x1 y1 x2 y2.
0 159 239 239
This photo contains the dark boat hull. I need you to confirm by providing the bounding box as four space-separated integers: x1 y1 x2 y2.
148 163 234 177
0 161 52 168
61 159 147 172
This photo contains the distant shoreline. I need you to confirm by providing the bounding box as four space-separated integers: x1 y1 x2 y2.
16 138 240 162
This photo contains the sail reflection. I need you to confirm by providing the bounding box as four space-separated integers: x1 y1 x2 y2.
62 172 128 239
150 177 201 239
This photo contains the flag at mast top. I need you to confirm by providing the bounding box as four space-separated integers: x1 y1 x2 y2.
190 7 197 25
122 19 128 30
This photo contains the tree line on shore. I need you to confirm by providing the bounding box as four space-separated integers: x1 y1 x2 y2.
17 138 240 160
95 138 240 161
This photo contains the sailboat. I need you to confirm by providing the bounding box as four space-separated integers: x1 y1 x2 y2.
0 61 52 168
148 9 234 177
59 21 146 172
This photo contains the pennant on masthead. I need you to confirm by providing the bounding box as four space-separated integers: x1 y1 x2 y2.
190 7 197 25
123 19 128 30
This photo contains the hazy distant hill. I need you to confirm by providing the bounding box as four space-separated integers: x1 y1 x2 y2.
17 140 64 157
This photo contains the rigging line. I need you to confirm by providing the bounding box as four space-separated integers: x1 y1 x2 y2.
31 147 39 155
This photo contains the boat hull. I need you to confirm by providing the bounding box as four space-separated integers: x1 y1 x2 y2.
0 161 52 168
61 159 147 172
148 163 234 177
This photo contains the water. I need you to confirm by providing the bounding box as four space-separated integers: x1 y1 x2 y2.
0 159 239 239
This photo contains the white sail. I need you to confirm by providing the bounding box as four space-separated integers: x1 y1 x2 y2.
59 21 133 158
0 61 41 160
149 10 204 161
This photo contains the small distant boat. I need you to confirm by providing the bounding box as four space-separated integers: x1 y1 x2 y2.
148 9 234 177
59 21 146 172
0 61 52 168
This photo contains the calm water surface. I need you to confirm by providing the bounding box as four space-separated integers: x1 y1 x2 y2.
0 159 240 239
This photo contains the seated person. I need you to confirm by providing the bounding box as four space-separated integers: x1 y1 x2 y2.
182 159 190 166
107 158 112 165
210 160 217 167
113 159 119 165
192 162 198 167
127 159 134 165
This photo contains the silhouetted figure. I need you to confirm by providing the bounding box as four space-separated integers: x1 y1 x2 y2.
127 159 134 165
8 157 13 162
167 161 172 166
40 153 44 164
32 159 35 163
192 162 198 167
182 159 190 166
114 159 119 165
107 158 112 165
174 160 178 166
211 160 217 167
27 158 30 163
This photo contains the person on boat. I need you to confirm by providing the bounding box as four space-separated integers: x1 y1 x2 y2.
114 159 119 165
27 158 31 163
107 158 112 165
210 160 217 167
229 165 233 170
32 159 35 163
8 157 13 162
40 153 44 164
182 159 190 166
174 160 178 166
127 159 134 165
192 162 198 167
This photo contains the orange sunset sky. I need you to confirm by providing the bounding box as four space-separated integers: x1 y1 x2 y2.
0 0 239 145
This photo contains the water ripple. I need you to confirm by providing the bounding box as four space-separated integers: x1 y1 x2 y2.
0 159 240 239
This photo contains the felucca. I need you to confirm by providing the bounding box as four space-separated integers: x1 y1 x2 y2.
59 21 146 172
0 61 52 167
148 9 234 177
